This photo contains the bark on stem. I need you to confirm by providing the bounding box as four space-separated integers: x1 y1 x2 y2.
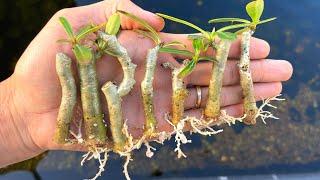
239 31 258 125
98 31 136 151
141 46 160 136
54 53 77 144
78 59 106 145
102 82 127 152
172 66 189 126
205 40 232 119
98 31 137 97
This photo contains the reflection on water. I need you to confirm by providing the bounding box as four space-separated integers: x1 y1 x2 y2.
1 0 320 179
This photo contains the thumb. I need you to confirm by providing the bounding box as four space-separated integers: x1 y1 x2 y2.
105 0 165 31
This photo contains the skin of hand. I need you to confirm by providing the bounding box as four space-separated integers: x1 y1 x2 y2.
0 0 293 168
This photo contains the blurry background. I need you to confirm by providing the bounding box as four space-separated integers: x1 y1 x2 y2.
1 0 320 179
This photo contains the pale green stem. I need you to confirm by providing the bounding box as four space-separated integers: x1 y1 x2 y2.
54 53 77 144
171 65 189 126
102 82 127 152
78 58 106 145
98 31 137 97
239 31 258 125
141 46 160 136
205 40 232 119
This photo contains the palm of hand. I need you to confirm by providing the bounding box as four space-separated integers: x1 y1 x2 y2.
12 19 175 150
8 1 292 152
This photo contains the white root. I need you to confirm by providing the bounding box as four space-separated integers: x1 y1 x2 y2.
145 142 156 158
116 122 135 180
69 119 84 144
187 116 223 136
255 94 285 124
81 147 110 180
165 114 191 159
119 152 132 180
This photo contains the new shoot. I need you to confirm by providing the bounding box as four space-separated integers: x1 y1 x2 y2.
58 17 107 146
209 0 276 124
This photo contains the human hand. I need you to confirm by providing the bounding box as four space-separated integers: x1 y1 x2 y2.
0 0 293 167
0 0 164 167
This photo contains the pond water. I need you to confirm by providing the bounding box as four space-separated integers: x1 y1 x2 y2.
1 0 320 179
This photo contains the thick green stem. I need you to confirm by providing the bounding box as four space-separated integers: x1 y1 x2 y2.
205 40 232 119
98 31 137 97
54 53 77 144
98 31 136 151
78 59 106 145
141 46 160 136
172 66 189 126
239 31 258 125
102 82 127 152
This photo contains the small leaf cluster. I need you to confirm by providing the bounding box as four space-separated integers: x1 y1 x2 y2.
157 0 275 78
209 0 276 33
58 11 122 62
118 11 214 65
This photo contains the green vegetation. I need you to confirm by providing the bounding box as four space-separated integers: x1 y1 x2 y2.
52 0 280 179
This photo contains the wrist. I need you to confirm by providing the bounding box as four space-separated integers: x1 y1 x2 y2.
0 76 43 168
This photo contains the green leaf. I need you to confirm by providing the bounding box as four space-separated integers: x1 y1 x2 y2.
59 17 74 39
118 10 161 44
76 24 103 42
211 27 216 35
246 0 264 23
159 47 193 57
56 39 71 44
258 17 277 25
157 13 210 39
105 13 121 35
104 49 118 57
188 34 205 40
216 32 237 41
163 41 186 48
217 23 251 32
192 38 203 52
209 18 250 24
235 28 250 35
178 60 196 78
199 56 216 62
72 44 93 63
134 29 159 44
77 25 93 35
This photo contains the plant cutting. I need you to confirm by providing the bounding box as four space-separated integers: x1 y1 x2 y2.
92 11 138 180
119 11 216 158
52 0 284 179
55 17 107 146
55 11 139 179
118 10 162 141
157 13 247 158
209 0 277 124
157 13 241 122
53 53 77 144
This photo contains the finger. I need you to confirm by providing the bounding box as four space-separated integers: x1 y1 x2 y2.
109 0 165 31
160 33 270 59
51 143 88 152
186 60 293 86
50 1 164 32
185 82 282 110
